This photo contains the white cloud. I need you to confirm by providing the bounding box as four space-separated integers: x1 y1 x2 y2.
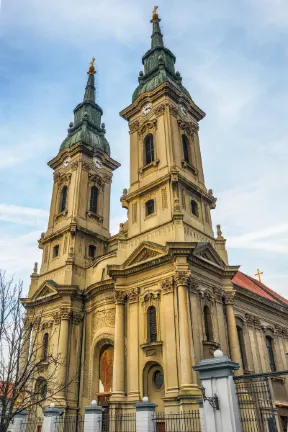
0 204 48 226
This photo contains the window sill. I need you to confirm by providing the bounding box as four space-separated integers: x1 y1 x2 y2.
181 160 198 176
55 210 68 221
141 341 163 357
86 211 103 223
139 159 160 175
145 212 156 220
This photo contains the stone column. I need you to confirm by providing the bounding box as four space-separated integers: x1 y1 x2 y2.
111 290 126 400
213 287 229 356
136 397 157 432
12 410 28 432
224 291 243 375
175 272 193 391
161 277 179 398
127 288 140 401
193 350 241 432
57 307 71 398
84 400 104 432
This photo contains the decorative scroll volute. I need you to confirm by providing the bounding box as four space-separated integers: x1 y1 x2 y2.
161 277 174 295
114 290 127 304
175 271 191 287
224 291 236 305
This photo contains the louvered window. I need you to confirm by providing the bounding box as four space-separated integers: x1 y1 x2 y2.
266 336 276 372
182 134 190 163
144 134 155 165
90 186 98 213
148 306 157 343
42 333 49 360
203 306 213 341
59 185 68 213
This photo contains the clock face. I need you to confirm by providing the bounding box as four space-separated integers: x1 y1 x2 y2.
180 104 187 116
93 156 102 168
62 157 71 168
142 102 152 116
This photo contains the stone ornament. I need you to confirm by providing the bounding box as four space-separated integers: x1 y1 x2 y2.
213 286 223 302
126 287 140 302
154 103 165 117
161 277 174 294
129 120 140 134
93 309 115 331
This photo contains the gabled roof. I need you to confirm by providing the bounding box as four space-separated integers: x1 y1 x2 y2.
233 271 288 307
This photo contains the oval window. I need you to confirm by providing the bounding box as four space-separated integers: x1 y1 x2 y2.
153 370 164 390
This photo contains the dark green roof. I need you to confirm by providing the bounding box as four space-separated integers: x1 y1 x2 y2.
132 15 192 102
59 72 110 155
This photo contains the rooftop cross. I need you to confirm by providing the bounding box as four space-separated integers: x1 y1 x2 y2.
254 269 263 282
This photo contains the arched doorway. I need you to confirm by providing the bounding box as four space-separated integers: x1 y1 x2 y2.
97 344 114 406
143 362 165 411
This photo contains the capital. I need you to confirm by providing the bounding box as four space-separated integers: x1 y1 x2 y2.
224 290 236 305
126 287 139 302
114 290 126 304
175 271 191 287
161 277 174 294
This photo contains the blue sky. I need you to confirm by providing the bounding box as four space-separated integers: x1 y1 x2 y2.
1 0 288 297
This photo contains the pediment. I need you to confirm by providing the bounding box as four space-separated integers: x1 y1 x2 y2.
125 241 166 267
31 280 58 301
193 242 225 268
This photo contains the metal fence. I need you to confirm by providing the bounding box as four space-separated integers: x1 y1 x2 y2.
101 413 136 432
234 375 278 431
20 419 42 432
153 411 201 432
55 415 85 432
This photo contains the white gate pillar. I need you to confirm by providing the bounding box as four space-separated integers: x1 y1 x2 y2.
136 397 157 432
42 403 62 432
84 400 104 432
13 410 28 432
193 350 241 432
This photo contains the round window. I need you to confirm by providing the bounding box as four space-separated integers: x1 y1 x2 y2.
153 370 164 390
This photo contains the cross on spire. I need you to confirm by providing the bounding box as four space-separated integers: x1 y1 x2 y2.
254 269 263 282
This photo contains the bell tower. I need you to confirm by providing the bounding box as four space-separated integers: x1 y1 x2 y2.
120 8 216 244
34 60 120 291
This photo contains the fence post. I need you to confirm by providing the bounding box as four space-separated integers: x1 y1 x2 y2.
13 410 28 432
135 397 157 432
42 403 62 432
193 349 241 432
84 400 104 432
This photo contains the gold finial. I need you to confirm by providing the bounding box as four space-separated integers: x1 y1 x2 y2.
151 5 160 23
87 57 96 75
254 269 263 282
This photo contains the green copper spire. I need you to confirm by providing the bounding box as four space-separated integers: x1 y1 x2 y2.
132 7 191 102
59 59 110 155
84 57 96 102
151 6 164 49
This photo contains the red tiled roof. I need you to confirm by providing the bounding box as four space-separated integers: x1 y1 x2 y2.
232 271 288 306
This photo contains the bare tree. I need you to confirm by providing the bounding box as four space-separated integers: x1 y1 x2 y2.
0 271 77 432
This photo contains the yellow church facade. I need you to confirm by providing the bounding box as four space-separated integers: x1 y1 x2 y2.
22 8 288 416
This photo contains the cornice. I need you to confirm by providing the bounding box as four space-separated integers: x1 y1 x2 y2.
178 173 216 205
120 81 205 122
235 285 288 316
188 254 239 277
108 254 172 278
48 143 120 171
84 279 115 301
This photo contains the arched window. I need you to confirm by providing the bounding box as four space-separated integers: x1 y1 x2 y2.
146 199 155 216
182 134 190 164
203 306 213 341
148 306 157 343
266 336 276 372
191 200 199 217
90 186 98 214
42 333 49 360
36 378 47 401
144 134 155 165
59 185 68 213
237 325 247 369
99 345 114 393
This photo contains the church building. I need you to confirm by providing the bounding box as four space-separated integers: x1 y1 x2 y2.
22 7 288 416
